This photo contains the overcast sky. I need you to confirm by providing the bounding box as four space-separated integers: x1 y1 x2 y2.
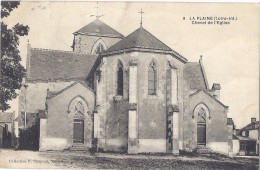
3 2 259 128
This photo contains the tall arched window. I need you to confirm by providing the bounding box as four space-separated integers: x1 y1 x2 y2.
148 61 157 95
117 61 124 96
95 43 105 54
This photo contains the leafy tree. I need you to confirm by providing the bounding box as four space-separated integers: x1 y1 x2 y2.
1 1 29 111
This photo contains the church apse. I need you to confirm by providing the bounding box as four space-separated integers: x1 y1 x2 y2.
20 15 231 156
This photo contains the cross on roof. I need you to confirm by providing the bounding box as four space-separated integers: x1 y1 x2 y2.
138 8 144 27
90 2 104 19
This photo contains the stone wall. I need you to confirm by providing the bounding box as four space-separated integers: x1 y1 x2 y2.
73 35 122 54
96 53 130 152
39 83 95 151
184 90 229 154
96 51 185 153
232 139 240 155
137 53 184 153
19 81 74 115
227 124 234 157
105 99 129 152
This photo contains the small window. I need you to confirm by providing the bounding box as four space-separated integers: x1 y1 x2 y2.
95 43 105 54
240 142 247 150
148 61 157 95
117 61 123 96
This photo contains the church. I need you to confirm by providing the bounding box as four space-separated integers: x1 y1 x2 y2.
18 17 234 156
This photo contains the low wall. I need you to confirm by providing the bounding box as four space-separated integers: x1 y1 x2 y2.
138 139 166 153
39 137 70 151
233 140 240 155
207 142 229 155
105 138 128 152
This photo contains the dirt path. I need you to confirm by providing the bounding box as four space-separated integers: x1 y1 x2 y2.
0 149 258 169
0 149 65 169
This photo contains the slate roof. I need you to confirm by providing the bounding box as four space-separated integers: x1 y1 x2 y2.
240 121 260 131
234 135 256 141
74 19 124 38
27 48 98 82
184 62 208 90
0 112 14 123
233 134 239 140
102 27 187 63
46 81 93 99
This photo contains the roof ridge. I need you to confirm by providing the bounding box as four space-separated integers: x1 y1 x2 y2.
47 82 78 99
46 81 94 99
74 19 124 38
132 29 142 47
142 27 172 51
186 62 198 64
104 27 187 63
190 89 229 108
26 77 87 82
141 27 187 60
240 121 260 131
199 59 209 89
74 32 124 38
97 20 124 38
31 47 93 55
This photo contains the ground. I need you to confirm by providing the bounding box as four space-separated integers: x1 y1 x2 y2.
0 149 258 169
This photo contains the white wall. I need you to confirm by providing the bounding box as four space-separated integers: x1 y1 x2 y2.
207 142 229 155
232 140 240 155
249 130 258 140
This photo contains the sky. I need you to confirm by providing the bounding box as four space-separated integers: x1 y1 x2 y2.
3 2 259 128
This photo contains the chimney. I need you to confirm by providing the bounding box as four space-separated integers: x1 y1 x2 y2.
251 117 256 123
211 83 221 100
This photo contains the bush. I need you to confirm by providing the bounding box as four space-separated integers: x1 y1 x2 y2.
18 119 40 150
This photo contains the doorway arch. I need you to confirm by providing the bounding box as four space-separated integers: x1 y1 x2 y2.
68 97 88 144
193 103 210 146
197 107 206 145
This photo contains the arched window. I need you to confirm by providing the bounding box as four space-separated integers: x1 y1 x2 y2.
73 101 85 119
91 39 107 54
192 103 210 120
117 61 124 96
95 43 105 54
148 61 157 95
197 108 206 123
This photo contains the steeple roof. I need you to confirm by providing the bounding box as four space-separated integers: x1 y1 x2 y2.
107 27 171 52
74 19 124 38
103 27 187 63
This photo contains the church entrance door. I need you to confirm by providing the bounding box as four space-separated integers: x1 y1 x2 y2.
73 119 84 143
197 123 206 145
